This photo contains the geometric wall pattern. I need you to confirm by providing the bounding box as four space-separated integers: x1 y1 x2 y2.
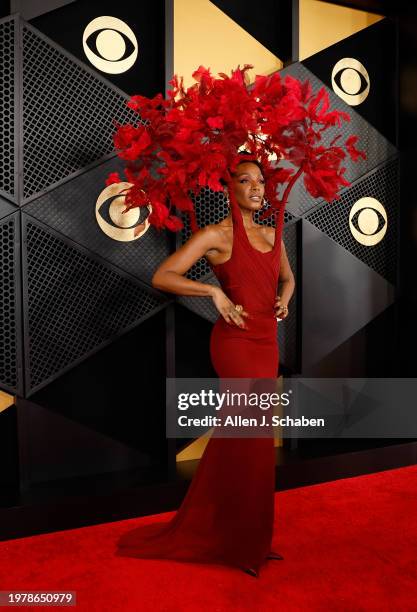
302 18 397 146
301 219 396 370
21 23 140 202
22 216 167 394
305 158 399 284
23 157 171 286
0 16 170 397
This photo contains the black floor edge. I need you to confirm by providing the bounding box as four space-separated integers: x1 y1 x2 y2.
0 441 416 542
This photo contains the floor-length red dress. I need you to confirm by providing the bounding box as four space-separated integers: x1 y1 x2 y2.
117 197 282 574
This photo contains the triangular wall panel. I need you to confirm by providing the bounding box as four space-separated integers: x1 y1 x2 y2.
304 158 399 285
21 215 168 395
303 19 397 145
23 157 171 286
174 0 283 88
301 220 395 370
21 22 139 202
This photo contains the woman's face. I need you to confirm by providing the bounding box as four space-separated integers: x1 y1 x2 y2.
231 162 265 210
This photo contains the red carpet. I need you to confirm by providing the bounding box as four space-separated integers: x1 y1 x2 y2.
1 465 416 611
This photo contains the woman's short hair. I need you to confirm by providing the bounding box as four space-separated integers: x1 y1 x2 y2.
220 151 264 187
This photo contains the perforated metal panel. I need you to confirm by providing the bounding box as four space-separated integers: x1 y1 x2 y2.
0 212 21 394
304 158 399 284
0 17 16 201
22 23 140 201
23 157 171 285
22 216 168 394
179 187 294 281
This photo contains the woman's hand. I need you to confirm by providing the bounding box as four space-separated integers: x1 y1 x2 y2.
274 295 289 319
211 287 249 329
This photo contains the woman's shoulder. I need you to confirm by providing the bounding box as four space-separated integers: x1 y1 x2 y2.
190 221 231 253
203 219 233 238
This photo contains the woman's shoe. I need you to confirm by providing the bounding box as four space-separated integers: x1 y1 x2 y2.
266 550 284 560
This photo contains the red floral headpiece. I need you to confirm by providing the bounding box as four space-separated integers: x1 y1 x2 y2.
106 64 366 234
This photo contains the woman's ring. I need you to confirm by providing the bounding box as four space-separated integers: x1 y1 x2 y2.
235 304 243 313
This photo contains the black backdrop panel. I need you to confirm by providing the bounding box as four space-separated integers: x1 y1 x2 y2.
10 0 76 20
211 0 292 64
21 215 168 395
29 0 165 97
305 158 399 285
23 156 171 286
0 16 16 203
302 18 397 146
18 308 167 485
22 22 139 202
0 211 23 395
301 219 395 370
18 398 151 485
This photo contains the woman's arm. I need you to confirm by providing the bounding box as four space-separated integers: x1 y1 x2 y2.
152 226 249 329
274 240 295 319
152 225 219 297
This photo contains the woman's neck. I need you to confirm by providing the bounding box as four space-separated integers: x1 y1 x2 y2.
237 206 256 228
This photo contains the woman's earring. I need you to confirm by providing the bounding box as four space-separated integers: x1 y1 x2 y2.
224 190 230 207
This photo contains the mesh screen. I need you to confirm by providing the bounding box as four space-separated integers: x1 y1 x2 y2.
304 158 398 284
23 217 167 393
0 213 19 392
0 17 15 200
23 157 171 285
22 24 140 201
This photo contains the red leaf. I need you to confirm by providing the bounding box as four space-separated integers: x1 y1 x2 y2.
105 172 121 186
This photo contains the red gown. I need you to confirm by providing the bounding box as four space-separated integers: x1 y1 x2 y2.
117 197 283 573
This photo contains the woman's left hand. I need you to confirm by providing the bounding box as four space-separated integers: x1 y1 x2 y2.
274 295 289 319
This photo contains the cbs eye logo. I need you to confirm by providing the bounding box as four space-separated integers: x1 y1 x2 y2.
349 197 387 246
331 58 370 106
96 182 151 242
83 16 138 74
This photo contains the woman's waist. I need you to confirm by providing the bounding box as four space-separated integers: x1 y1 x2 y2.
213 312 277 338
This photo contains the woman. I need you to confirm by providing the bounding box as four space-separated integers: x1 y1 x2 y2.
117 158 295 577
